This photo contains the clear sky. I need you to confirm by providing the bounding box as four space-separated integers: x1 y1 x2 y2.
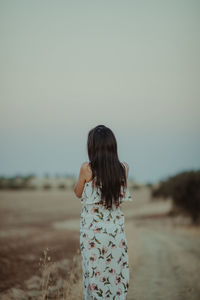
0 0 200 183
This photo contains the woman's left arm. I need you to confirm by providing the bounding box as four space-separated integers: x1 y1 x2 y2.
73 162 87 198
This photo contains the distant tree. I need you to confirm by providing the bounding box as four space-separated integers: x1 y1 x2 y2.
132 183 141 190
57 183 67 189
151 170 200 224
146 182 153 188
43 183 52 190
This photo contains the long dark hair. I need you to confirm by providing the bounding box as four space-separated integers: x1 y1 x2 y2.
87 124 127 209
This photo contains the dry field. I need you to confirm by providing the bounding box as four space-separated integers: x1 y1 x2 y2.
0 186 200 299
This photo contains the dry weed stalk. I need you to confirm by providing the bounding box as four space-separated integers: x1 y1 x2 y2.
39 247 53 300
38 247 83 300
64 248 83 300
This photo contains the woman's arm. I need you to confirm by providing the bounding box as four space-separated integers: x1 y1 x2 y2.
73 162 88 198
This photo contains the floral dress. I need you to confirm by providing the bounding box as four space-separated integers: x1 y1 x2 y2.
80 177 133 300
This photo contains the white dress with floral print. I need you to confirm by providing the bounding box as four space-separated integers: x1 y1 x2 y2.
80 177 133 300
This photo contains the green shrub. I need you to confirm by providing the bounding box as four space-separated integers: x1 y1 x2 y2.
146 182 153 189
0 174 36 190
57 183 67 189
151 170 200 224
43 183 52 190
132 183 141 190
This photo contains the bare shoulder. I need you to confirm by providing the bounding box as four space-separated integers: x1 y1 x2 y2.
80 161 91 172
81 161 89 168
81 161 92 178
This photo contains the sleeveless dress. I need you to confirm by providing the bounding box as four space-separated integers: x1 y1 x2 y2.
80 166 133 300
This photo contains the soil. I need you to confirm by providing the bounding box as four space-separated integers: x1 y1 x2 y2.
0 187 200 300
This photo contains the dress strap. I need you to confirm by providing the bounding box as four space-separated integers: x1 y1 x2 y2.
121 161 126 171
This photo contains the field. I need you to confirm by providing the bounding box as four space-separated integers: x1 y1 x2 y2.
0 186 200 299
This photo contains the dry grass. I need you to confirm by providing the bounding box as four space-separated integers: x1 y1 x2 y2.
39 248 83 300
1 247 83 300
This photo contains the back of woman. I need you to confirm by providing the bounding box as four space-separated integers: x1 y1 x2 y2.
74 124 133 299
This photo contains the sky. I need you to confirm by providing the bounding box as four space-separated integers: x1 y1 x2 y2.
0 0 200 183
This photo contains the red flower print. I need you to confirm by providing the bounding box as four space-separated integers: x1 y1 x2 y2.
121 262 127 268
126 280 129 288
83 233 88 239
95 271 101 277
90 253 97 261
117 288 122 295
102 246 108 255
100 276 107 282
91 283 98 290
88 241 96 249
106 257 111 264
109 268 116 274
115 275 121 285
91 207 99 213
93 227 101 234
119 239 126 248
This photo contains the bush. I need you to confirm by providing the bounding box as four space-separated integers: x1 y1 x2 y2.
43 183 52 190
0 174 36 190
146 182 153 189
133 183 141 190
57 183 67 190
151 170 200 224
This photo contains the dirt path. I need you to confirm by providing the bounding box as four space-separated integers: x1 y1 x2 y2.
127 224 200 300
1 188 200 299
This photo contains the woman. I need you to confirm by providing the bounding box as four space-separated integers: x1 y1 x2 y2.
74 124 133 299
